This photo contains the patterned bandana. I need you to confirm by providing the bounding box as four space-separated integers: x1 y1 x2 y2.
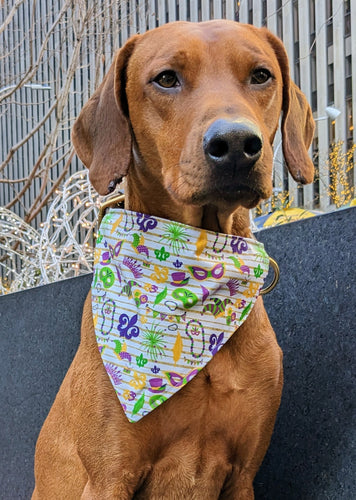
92 208 269 422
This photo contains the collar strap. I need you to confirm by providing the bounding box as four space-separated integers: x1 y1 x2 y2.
98 193 125 228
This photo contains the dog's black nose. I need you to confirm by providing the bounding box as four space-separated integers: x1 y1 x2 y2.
203 119 263 170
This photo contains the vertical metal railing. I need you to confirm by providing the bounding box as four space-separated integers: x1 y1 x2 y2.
0 0 353 224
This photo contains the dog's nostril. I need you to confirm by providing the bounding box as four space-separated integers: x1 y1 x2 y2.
208 138 229 158
244 136 262 157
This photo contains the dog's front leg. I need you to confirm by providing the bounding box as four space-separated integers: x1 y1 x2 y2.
219 469 255 500
80 462 152 500
80 478 133 500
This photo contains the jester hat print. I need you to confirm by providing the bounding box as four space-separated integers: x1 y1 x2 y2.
92 209 270 422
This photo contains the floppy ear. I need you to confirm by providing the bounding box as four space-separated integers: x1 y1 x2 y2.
72 36 139 195
281 81 315 184
264 30 315 184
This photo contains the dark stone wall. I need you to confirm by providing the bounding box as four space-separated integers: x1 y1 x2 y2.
0 207 355 499
0 274 89 499
254 207 355 499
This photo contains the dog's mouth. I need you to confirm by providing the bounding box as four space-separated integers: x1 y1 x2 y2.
166 159 270 210
209 178 265 209
187 182 263 210
219 182 260 201
184 180 265 209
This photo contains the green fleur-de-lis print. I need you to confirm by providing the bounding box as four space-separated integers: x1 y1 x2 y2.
154 246 170 261
254 264 264 278
136 353 148 368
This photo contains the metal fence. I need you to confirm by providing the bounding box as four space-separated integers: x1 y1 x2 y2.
1 0 354 229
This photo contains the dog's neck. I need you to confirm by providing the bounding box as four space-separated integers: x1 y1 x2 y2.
124 161 252 238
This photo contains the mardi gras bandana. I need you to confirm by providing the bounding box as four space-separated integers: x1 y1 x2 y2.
92 208 269 422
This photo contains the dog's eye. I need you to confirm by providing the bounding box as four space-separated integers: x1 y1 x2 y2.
153 71 180 89
251 68 272 85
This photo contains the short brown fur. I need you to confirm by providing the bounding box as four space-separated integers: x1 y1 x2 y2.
33 20 314 499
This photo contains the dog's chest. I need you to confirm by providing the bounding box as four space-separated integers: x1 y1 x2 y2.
129 367 250 498
134 430 234 499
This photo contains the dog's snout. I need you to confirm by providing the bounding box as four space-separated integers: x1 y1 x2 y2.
203 119 263 170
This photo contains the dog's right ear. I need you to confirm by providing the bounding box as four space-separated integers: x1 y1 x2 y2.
72 36 139 195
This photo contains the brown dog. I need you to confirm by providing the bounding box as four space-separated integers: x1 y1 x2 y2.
33 20 314 499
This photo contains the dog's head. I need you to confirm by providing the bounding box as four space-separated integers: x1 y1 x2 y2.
73 20 314 229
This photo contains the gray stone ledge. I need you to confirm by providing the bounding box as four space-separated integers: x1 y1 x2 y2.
0 208 355 499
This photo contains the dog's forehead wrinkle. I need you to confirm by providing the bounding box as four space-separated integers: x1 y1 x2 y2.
137 42 207 80
138 23 276 72
148 51 203 78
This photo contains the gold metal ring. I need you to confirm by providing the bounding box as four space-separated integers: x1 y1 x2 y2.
98 193 125 228
260 257 280 295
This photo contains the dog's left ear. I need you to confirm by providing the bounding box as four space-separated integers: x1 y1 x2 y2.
264 30 315 184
